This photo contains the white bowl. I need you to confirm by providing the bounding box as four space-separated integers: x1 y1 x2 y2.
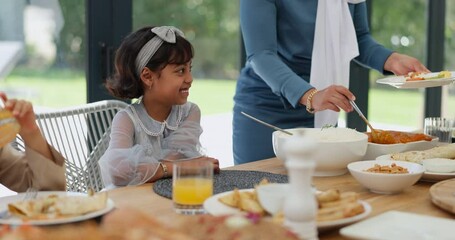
347 160 425 194
273 128 368 176
256 183 290 215
363 138 440 160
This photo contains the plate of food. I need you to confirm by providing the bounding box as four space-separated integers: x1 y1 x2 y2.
0 191 115 225
203 188 371 231
376 144 455 182
377 154 455 182
363 130 438 160
376 71 455 89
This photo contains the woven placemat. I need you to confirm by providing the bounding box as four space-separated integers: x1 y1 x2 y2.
153 170 288 199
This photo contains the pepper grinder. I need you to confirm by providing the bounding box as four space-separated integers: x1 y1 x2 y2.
283 133 318 240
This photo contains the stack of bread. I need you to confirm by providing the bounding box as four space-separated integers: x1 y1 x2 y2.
390 143 455 173
391 143 455 164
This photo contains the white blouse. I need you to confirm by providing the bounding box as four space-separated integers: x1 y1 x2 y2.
98 101 205 187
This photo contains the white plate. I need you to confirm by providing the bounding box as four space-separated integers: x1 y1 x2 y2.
376 71 455 89
340 211 455 239
363 138 440 160
203 189 372 231
376 154 455 182
0 191 115 225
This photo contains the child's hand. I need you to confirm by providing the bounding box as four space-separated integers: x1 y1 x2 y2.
0 92 39 136
198 156 220 174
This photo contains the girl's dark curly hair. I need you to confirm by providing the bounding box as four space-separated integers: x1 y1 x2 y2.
105 26 194 99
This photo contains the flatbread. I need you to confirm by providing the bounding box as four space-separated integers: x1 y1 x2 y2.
390 143 455 164
8 192 108 219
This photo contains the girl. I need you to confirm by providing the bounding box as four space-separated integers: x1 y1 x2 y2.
99 26 219 187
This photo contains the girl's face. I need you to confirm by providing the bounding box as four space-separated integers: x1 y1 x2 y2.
151 61 193 106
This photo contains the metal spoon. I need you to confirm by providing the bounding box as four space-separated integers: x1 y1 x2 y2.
349 100 376 132
241 111 293 135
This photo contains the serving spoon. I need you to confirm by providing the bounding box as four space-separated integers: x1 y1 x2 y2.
241 111 293 136
349 100 376 132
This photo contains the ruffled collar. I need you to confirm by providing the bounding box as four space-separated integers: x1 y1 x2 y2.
128 102 183 136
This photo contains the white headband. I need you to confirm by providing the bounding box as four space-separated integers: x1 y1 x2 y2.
135 26 185 76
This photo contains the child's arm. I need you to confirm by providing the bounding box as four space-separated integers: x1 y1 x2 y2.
161 103 220 173
99 110 163 186
0 92 66 191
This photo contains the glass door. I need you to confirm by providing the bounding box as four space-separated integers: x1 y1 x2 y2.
0 0 86 108
368 0 427 131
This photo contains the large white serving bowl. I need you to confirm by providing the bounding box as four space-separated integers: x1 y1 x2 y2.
363 137 440 160
272 127 368 176
347 160 425 194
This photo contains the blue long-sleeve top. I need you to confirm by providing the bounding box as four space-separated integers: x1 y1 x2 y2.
235 0 393 109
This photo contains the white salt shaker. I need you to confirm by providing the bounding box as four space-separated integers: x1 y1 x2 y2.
283 133 318 240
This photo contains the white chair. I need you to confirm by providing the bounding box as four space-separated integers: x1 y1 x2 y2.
15 100 128 193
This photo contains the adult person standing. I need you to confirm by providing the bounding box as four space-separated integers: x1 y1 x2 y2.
233 0 429 165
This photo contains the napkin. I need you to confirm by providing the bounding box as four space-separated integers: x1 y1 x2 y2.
310 0 364 127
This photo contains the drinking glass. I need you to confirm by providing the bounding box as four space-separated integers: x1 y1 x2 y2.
0 109 20 148
172 159 213 214
424 118 455 143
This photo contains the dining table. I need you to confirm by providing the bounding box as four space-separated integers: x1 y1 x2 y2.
107 157 454 239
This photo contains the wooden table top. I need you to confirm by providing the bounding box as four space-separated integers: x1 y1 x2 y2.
108 157 454 239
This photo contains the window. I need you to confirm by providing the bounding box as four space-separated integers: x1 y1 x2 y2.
0 0 86 108
369 0 427 131
444 1 455 118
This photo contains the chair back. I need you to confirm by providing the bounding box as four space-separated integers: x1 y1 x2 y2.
16 100 128 192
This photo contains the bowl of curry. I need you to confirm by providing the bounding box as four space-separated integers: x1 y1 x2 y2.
363 130 439 160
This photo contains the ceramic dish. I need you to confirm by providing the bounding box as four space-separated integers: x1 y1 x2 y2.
363 137 440 160
376 154 455 182
273 127 368 176
203 189 372 231
376 71 455 89
0 191 115 225
340 211 455 239
347 160 425 194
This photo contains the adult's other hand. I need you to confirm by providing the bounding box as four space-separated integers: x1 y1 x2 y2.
384 52 429 76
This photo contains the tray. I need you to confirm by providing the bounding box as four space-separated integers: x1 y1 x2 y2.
429 178 455 213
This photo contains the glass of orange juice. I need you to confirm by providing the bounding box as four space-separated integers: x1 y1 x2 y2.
172 159 213 214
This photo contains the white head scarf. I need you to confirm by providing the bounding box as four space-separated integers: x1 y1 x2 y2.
310 0 365 127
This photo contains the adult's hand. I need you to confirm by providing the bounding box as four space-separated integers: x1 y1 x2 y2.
384 52 429 75
309 85 355 113
0 92 39 137
0 92 53 160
